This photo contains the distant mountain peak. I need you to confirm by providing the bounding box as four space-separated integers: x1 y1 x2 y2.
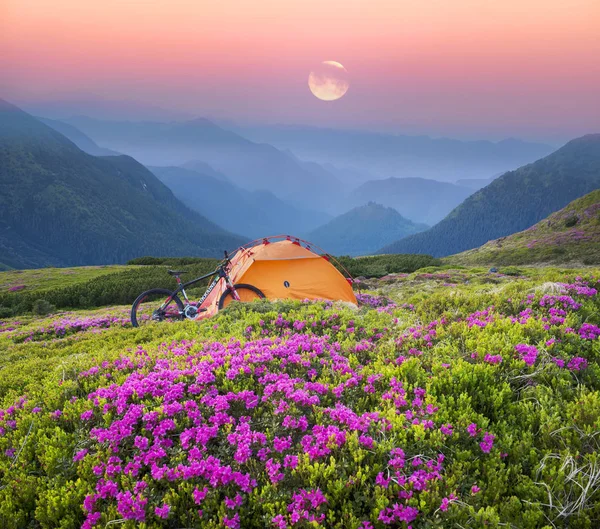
308 202 428 256
348 177 473 225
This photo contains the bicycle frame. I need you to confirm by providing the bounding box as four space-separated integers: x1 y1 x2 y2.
160 263 240 313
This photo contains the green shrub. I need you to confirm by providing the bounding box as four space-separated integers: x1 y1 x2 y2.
564 215 579 227
335 254 441 278
498 266 523 276
0 262 219 315
31 299 55 315
0 305 14 318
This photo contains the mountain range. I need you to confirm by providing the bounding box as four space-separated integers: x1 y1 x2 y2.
449 189 600 266
62 116 343 213
3 95 598 269
307 202 428 256
232 124 556 182
0 99 244 269
39 116 498 232
379 134 600 256
150 165 330 239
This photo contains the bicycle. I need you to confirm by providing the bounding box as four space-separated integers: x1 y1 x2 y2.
130 251 265 327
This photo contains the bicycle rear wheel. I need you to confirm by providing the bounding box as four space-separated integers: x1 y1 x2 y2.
218 284 265 310
131 288 184 327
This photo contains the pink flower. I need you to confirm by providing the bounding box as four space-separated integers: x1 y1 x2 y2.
74 449 89 462
439 493 457 511
471 485 481 494
484 354 502 365
82 512 101 529
193 487 208 504
440 424 453 436
359 434 375 448
283 454 298 469
272 514 287 528
467 423 478 437
579 323 600 340
224 494 243 509
552 357 565 368
480 432 495 453
154 504 170 519
515 344 538 366
223 513 240 528
567 357 588 371
375 472 390 488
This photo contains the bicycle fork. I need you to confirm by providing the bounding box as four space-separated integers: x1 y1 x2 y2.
225 277 240 301
220 267 240 301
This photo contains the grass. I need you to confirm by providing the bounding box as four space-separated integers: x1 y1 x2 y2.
0 266 599 527
0 265 134 294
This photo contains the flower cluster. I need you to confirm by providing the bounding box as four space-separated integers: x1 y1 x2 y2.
68 327 462 528
356 293 397 313
0 270 598 528
15 314 132 342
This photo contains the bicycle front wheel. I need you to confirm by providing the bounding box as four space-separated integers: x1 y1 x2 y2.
218 284 265 310
131 288 184 327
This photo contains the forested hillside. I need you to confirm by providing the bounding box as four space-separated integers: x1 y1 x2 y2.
450 189 600 265
0 99 245 269
380 134 600 256
308 202 428 255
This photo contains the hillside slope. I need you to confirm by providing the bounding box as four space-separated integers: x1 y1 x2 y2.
151 165 330 238
308 202 428 256
1 268 599 528
0 99 244 269
348 177 473 225
449 189 600 265
379 134 600 256
38 117 120 156
64 116 342 212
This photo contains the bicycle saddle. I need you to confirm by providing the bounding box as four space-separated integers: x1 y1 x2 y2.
167 270 186 276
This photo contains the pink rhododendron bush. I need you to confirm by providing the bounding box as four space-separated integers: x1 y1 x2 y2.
0 268 599 528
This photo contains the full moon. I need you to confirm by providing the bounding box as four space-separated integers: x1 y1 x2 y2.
308 61 349 101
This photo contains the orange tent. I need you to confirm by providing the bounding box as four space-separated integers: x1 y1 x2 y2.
196 236 357 319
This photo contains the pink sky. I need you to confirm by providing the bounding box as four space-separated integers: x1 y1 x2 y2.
1 0 599 140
